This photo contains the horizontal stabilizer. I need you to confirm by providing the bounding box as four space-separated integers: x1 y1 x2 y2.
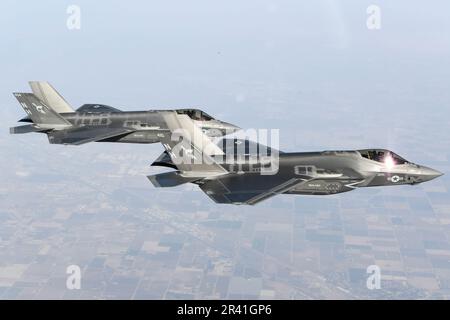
147 171 200 187
10 124 48 134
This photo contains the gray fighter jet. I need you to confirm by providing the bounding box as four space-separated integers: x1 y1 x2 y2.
11 82 443 206
10 81 239 145
149 116 444 205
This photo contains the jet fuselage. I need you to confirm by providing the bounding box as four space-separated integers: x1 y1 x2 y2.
198 149 443 197
55 110 238 143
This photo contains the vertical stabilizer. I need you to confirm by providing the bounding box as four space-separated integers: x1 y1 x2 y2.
29 81 74 113
158 112 226 176
13 93 71 127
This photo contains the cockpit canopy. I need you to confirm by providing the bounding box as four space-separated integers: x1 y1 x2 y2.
76 104 122 113
176 109 214 121
358 149 409 165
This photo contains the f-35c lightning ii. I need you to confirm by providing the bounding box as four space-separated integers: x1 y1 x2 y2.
148 115 444 205
11 82 443 205
10 81 239 145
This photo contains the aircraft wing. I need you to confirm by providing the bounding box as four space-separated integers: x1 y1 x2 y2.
47 126 134 145
199 173 311 205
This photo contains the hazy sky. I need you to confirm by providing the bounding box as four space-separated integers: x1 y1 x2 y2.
1 0 449 206
1 1 450 300
2 0 449 161
2 1 449 109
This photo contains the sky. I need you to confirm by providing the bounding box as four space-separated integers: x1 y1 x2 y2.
2 1 450 148
0 1 449 299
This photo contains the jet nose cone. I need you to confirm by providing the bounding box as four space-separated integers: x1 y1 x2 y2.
222 121 241 134
431 169 444 179
421 166 444 181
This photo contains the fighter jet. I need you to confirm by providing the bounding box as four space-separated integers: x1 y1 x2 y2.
148 116 444 205
10 81 240 145
10 82 443 205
